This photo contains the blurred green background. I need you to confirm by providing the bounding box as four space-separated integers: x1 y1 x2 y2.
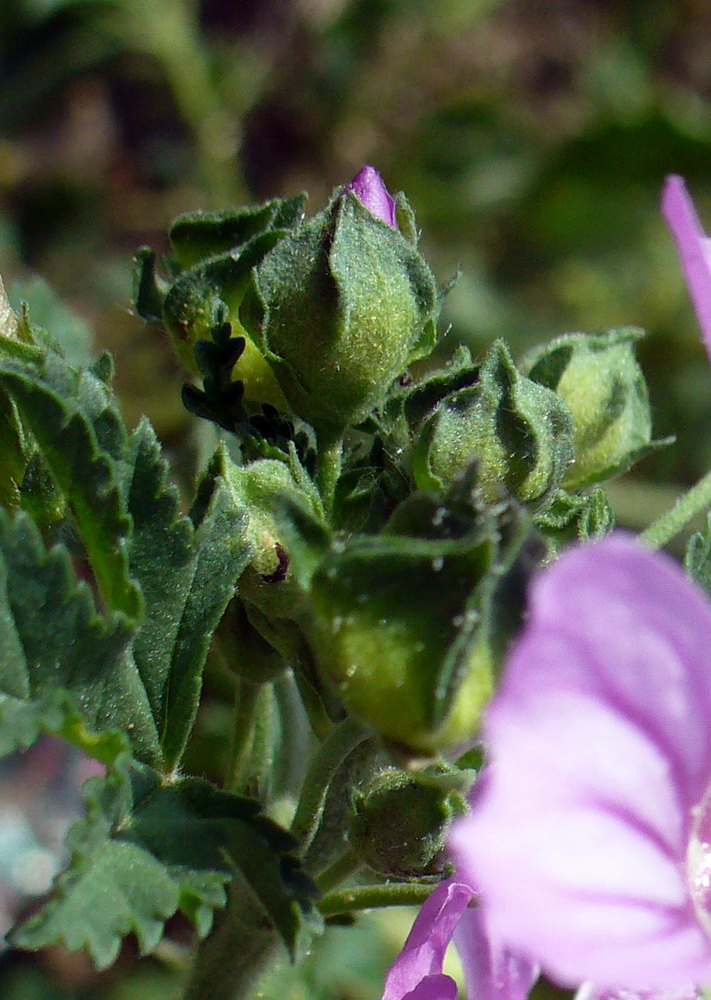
1 0 711 996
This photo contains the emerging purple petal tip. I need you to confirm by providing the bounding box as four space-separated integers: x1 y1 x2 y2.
346 165 397 228
662 174 711 364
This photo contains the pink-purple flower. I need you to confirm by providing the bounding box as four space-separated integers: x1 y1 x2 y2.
345 165 397 228
449 534 711 991
662 175 711 362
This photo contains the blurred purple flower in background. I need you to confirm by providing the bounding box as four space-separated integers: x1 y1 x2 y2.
345 165 397 228
662 175 711 362
450 535 711 990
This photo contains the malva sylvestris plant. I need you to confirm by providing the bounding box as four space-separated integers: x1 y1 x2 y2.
2 165 711 1000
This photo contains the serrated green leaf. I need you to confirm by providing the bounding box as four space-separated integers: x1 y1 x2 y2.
0 342 248 770
0 690 129 763
168 194 308 270
18 450 66 525
123 430 251 769
0 696 42 756
0 509 161 765
0 354 141 620
169 203 279 270
11 764 180 967
160 455 250 767
11 758 321 968
129 771 323 961
122 420 195 722
0 338 253 770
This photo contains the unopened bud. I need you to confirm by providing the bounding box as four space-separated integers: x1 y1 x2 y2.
412 341 574 508
224 458 323 620
524 328 656 490
349 768 468 877
240 175 438 434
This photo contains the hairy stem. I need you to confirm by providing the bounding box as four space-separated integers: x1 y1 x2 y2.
182 874 280 1000
639 466 711 549
315 847 362 894
319 881 435 917
315 432 343 514
226 678 263 794
290 716 368 856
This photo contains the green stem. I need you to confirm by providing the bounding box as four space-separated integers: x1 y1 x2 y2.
290 716 368 856
315 848 362 894
246 684 278 799
319 882 435 917
182 873 280 1000
269 672 312 803
226 678 264 795
639 467 711 549
315 432 343 514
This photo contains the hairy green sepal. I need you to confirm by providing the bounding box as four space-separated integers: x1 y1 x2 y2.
241 190 438 435
412 340 574 508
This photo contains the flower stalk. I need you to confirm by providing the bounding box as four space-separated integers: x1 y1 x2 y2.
290 716 370 856
639 465 711 549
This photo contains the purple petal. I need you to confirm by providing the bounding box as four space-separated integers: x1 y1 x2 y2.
399 975 459 1000
380 874 536 1000
382 879 473 1000
450 535 711 988
662 175 711 363
346 165 397 228
454 905 538 1000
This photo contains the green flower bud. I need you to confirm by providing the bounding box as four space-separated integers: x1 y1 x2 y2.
275 476 537 754
412 341 573 508
524 328 656 490
240 184 438 435
306 513 499 756
349 768 468 877
224 457 324 620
